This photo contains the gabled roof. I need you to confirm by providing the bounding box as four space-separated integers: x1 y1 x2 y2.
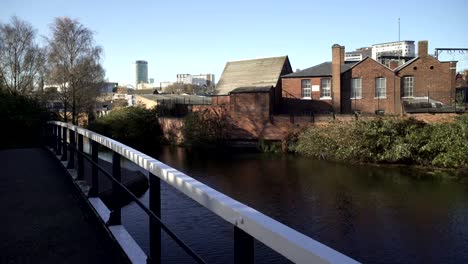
215 56 290 95
344 56 394 72
393 57 419 72
282 62 355 78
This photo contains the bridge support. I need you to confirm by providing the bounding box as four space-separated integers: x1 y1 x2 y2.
147 173 161 264
88 140 99 197
234 226 254 264
107 152 122 226
77 134 84 180
61 127 67 161
56 125 62 156
67 130 75 169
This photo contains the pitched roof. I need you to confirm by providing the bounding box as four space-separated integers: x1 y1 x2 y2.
393 57 419 72
344 56 393 72
282 62 355 78
215 56 290 95
230 86 273 94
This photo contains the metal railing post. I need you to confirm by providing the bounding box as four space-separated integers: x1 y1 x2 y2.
77 134 84 180
61 126 68 161
234 226 254 264
68 130 75 169
56 125 62 156
49 124 54 148
107 152 122 225
89 140 99 197
49 124 55 149
147 172 161 264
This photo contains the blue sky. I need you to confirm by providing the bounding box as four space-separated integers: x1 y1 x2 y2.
2 0 467 86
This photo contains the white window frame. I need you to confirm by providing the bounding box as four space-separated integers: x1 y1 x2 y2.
402 76 414 98
320 78 331 99
351 78 362 99
375 77 386 99
301 79 311 99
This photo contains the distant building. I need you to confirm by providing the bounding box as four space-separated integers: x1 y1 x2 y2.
345 47 372 62
100 82 118 94
176 73 215 87
345 41 416 68
134 60 148 87
372 40 416 66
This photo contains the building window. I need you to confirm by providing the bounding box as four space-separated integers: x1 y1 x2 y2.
402 76 414 97
375 77 386 98
321 78 331 98
351 78 362 99
301 79 311 98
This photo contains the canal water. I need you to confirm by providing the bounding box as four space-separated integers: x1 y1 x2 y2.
106 146 468 264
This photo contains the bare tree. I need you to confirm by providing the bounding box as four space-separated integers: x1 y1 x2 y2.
0 16 45 95
46 17 104 124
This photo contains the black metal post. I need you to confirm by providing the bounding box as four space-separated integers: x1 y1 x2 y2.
49 124 54 148
107 152 122 225
234 226 254 264
56 125 62 156
50 124 55 149
147 172 161 264
68 130 75 169
77 134 84 180
89 140 99 197
61 127 68 161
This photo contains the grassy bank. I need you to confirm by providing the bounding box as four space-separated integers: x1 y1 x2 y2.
292 114 468 169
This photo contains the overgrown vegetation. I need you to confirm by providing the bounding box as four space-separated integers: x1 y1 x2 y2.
257 139 282 154
292 115 468 168
87 107 162 151
0 91 49 148
182 108 228 149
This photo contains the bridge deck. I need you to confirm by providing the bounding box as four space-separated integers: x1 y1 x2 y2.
0 148 129 264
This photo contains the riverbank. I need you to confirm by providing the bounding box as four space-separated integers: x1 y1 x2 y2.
291 114 468 169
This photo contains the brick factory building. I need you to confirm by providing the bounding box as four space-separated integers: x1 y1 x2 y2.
282 41 457 115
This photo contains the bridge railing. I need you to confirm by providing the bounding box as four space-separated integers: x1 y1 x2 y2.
47 120 359 264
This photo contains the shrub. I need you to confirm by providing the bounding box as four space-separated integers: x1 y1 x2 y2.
88 107 162 151
182 107 228 149
293 115 468 169
0 91 49 148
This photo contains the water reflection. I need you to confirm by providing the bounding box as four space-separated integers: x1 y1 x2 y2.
115 146 467 263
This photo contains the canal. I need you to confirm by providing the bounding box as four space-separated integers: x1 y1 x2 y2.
109 146 468 263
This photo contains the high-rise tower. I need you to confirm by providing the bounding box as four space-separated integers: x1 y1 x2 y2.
134 60 148 88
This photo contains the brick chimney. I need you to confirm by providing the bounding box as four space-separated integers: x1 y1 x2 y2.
332 44 343 113
418 40 428 57
340 46 345 65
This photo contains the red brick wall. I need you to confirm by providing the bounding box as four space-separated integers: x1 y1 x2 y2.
342 58 401 114
211 95 230 106
230 92 271 118
281 77 333 113
396 56 455 105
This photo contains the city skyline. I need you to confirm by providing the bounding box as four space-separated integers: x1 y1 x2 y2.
2 0 467 86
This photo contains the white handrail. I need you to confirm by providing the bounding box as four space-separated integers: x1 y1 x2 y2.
49 121 360 264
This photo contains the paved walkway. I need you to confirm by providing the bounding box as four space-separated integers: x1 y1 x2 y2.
0 148 129 264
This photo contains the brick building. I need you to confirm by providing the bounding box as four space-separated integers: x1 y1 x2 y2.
281 41 457 115
342 57 401 114
395 41 457 109
214 56 292 115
